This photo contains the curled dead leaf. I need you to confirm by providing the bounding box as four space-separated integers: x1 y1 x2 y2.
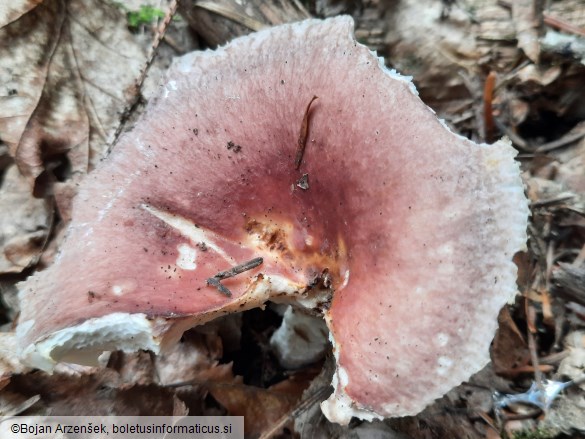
492 306 531 377
207 370 314 437
0 165 51 274
0 0 148 189
512 0 542 63
0 0 43 27
154 331 223 386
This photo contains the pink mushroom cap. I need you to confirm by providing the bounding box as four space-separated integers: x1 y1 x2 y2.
17 17 528 423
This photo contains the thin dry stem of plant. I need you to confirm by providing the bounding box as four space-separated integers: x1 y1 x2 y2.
110 0 179 148
483 72 497 143
495 119 530 151
544 12 585 37
535 130 585 153
526 300 544 389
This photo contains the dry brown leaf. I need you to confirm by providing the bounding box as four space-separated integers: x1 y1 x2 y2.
155 331 223 386
109 351 156 388
541 391 585 434
0 392 40 416
36 222 66 269
552 133 585 195
172 394 189 417
0 144 11 171
525 128 585 215
180 0 309 47
197 362 235 383
476 3 516 40
540 331 585 434
526 176 578 207
516 64 561 86
514 251 532 293
207 371 312 436
557 331 585 389
103 331 224 389
0 164 51 274
386 0 481 104
4 368 179 415
4 368 119 415
492 307 531 376
0 0 42 27
512 0 542 62
547 0 585 30
53 174 83 224
553 263 585 307
0 0 147 189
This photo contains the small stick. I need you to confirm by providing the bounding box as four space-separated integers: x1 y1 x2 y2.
525 299 543 388
206 277 233 297
295 96 319 169
483 71 497 143
494 118 530 151
206 257 264 297
213 257 263 280
544 13 585 38
535 130 585 153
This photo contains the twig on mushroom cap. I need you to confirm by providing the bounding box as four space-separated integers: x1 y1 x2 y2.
206 277 233 297
213 257 263 280
295 96 318 169
206 257 264 296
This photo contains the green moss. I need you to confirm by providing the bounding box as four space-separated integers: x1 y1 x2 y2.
113 3 165 30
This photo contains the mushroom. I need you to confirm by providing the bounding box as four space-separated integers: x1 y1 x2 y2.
16 17 529 423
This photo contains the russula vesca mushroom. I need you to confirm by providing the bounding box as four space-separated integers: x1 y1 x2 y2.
16 17 529 423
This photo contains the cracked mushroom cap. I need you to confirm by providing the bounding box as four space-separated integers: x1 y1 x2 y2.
17 17 528 423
